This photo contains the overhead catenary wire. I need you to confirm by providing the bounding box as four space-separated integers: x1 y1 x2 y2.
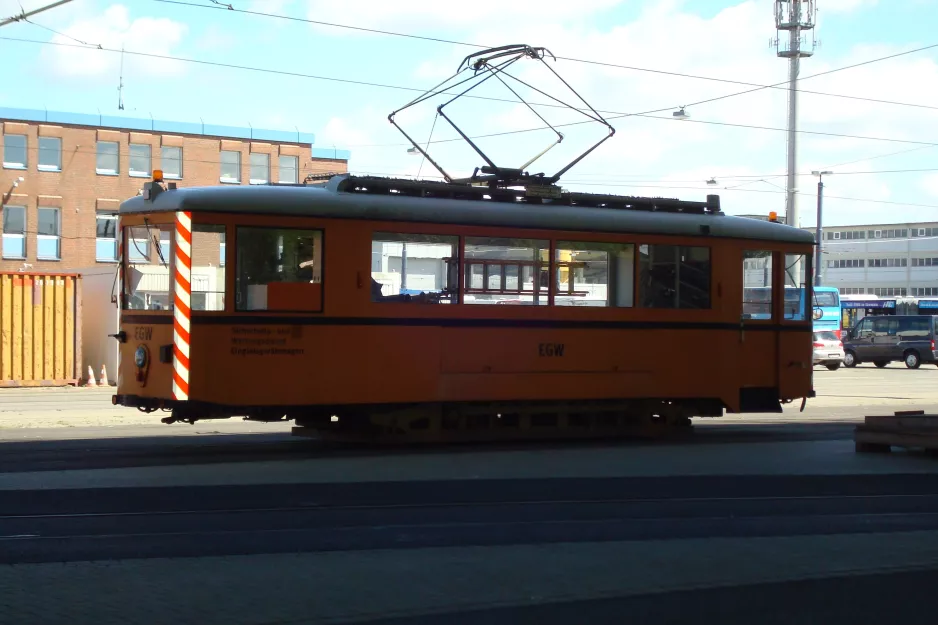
3 34 938 152
150 0 938 112
0 0 74 28
559 180 938 210
7 143 937 181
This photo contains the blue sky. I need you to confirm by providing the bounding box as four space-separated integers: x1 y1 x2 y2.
1 0 936 226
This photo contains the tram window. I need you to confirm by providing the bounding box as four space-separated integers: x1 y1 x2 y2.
638 244 711 309
742 250 773 320
371 232 458 304
464 237 549 305
236 227 322 312
123 224 173 311
555 241 633 307
191 225 226 311
783 253 809 320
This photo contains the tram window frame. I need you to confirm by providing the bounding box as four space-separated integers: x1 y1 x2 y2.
554 241 634 308
370 232 459 304
190 224 227 312
742 250 774 321
638 244 711 309
463 237 550 306
782 253 812 322
235 226 323 313
122 223 174 311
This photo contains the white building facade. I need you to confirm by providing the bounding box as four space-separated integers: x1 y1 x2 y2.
814 222 938 297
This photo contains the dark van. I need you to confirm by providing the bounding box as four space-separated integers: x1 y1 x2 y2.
843 315 938 369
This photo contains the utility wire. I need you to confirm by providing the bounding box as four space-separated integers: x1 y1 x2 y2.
22 18 101 47
8 137 937 184
151 0 938 112
562 180 938 209
4 34 937 152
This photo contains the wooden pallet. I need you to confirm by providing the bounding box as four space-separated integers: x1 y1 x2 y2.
855 410 938 453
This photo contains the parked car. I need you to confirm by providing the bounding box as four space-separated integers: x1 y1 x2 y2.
842 315 938 369
813 331 844 370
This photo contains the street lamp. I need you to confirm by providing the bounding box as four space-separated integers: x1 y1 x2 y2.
811 170 833 286
672 107 689 120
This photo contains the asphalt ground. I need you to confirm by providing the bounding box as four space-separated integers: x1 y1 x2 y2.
1 364 937 624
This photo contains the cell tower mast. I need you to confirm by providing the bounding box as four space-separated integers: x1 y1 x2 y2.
775 0 816 234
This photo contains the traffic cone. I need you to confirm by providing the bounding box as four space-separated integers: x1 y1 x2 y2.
86 365 97 387
99 365 109 387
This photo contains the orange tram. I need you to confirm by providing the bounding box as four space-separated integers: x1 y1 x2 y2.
113 174 816 442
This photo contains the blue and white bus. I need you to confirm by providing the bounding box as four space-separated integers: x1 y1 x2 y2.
744 285 842 337
806 286 842 338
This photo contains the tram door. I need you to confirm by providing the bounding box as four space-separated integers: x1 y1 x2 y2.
739 251 779 409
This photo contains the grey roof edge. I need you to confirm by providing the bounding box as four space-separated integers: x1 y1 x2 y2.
120 182 815 245
0 106 322 147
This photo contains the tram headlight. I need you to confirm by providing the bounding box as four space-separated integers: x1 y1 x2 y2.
134 345 148 368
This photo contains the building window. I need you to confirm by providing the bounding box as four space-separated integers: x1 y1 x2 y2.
236 227 323 311
835 230 864 240
1 205 26 259
869 258 908 268
220 150 240 183
96 141 119 175
555 241 633 307
36 207 61 260
38 137 62 172
220 232 226 266
371 233 458 303
161 146 182 179
96 213 118 262
912 258 938 267
639 244 711 309
279 155 298 184
129 144 152 177
249 153 269 185
870 287 907 297
3 134 27 169
464 237 549 305
828 259 863 269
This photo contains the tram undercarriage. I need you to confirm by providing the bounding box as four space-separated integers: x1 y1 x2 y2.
114 395 728 443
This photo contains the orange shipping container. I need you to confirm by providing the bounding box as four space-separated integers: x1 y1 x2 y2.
0 272 82 387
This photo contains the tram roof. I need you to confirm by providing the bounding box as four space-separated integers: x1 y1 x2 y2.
120 174 815 245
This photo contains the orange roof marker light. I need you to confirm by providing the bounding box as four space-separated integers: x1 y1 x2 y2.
152 169 164 182
768 211 778 222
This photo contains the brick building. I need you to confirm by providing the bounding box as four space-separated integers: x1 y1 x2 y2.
0 107 350 273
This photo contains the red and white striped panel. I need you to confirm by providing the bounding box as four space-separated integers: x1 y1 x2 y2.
116 216 123 389
172 211 192 401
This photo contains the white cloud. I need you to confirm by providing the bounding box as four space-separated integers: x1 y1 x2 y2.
39 4 187 79
139 0 933 224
